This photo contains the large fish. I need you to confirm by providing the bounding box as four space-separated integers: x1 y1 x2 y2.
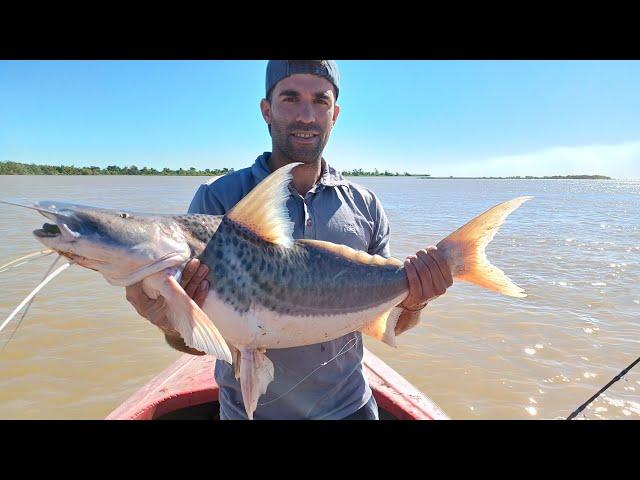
5 163 531 419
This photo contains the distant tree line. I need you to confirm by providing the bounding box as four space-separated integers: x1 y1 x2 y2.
0 161 233 176
0 161 610 180
341 168 429 177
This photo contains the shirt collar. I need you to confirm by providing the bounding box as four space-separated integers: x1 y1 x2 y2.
250 153 273 183
318 159 348 187
251 152 348 188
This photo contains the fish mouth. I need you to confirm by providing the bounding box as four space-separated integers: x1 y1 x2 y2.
31 225 104 270
33 222 80 242
34 223 61 238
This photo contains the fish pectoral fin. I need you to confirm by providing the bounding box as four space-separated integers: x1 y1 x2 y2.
239 348 274 420
159 275 233 364
359 306 405 348
225 162 300 247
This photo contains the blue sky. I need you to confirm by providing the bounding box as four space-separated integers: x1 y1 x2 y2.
1 60 639 178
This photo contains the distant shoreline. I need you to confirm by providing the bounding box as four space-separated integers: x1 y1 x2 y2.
0 161 231 177
416 175 612 180
0 161 612 180
0 173 613 180
346 174 612 180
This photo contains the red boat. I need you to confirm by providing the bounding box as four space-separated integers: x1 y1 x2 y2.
106 348 449 420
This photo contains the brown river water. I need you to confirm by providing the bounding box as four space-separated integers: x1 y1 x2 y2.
0 175 638 419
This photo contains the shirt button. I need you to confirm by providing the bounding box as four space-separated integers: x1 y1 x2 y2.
306 219 312 228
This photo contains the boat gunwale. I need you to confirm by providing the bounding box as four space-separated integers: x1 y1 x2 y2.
106 348 449 420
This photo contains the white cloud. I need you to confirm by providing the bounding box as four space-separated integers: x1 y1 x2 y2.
448 141 640 179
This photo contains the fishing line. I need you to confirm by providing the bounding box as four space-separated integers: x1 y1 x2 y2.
257 335 361 407
0 249 55 273
566 355 640 420
0 260 72 336
0 255 63 353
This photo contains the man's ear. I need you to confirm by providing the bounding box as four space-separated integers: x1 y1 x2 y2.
260 98 271 126
332 103 341 125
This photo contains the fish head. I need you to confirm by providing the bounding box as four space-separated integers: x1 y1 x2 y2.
31 201 192 286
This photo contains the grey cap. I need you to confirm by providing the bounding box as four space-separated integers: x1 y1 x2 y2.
265 60 340 100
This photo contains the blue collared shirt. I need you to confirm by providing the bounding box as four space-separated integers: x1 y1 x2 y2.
188 153 391 419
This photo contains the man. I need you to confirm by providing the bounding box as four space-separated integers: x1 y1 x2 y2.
126 60 452 420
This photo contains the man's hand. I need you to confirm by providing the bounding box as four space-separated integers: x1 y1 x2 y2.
125 258 210 336
400 246 453 311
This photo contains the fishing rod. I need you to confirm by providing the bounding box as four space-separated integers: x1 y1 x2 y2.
566 354 640 420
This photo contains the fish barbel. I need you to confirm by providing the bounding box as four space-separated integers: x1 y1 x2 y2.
5 163 532 419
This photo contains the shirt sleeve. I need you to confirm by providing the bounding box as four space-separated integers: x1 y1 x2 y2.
368 193 391 258
188 183 228 216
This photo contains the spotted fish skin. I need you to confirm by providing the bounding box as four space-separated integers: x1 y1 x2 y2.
199 216 408 318
171 214 224 257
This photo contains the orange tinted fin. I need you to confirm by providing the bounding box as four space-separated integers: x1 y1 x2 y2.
299 239 403 267
437 196 532 298
225 163 301 247
359 306 404 347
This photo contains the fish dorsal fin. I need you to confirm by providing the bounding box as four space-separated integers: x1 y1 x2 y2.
299 239 404 267
225 162 301 248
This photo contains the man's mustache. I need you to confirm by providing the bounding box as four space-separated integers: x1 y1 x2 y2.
287 124 322 134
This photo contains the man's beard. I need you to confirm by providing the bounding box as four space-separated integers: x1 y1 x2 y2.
270 120 330 164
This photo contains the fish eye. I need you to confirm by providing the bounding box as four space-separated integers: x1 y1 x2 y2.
120 212 130 219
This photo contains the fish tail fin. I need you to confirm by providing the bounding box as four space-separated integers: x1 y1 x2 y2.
436 196 532 298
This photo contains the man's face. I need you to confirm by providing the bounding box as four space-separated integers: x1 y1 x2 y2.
261 74 340 164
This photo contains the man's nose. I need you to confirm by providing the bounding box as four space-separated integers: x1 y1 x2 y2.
295 101 316 124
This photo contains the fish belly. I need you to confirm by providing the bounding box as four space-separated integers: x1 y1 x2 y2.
201 290 407 350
